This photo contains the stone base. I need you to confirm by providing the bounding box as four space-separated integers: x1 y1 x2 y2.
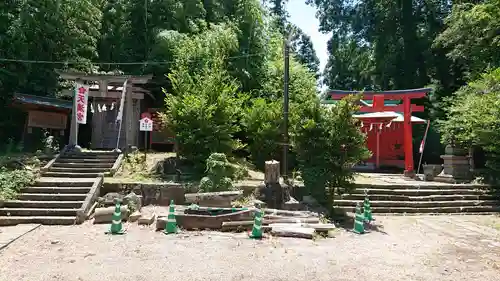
64 144 82 153
403 170 416 178
439 154 472 182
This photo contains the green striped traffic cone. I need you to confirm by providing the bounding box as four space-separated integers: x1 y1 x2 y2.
248 208 263 239
353 203 365 234
164 200 178 234
107 202 125 235
363 197 374 222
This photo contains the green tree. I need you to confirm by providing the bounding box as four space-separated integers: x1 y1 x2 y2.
242 30 319 169
292 95 371 213
434 0 500 80
439 68 500 183
288 24 320 76
163 25 245 170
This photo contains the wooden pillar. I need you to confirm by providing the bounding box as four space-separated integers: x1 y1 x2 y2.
376 126 381 169
264 160 280 185
403 97 414 176
124 85 133 151
68 81 82 151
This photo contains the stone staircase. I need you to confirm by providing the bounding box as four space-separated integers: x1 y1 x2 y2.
0 151 123 226
334 183 500 214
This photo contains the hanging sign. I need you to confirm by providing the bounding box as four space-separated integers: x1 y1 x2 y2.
75 83 89 124
139 117 153 132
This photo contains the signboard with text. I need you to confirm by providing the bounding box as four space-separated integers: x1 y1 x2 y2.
139 117 153 131
75 83 89 124
28 110 67 130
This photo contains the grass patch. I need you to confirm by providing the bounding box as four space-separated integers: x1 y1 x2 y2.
0 155 43 200
111 151 255 188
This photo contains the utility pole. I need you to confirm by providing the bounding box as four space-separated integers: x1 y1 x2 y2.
282 38 290 181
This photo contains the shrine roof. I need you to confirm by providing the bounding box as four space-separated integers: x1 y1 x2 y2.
12 93 72 110
353 111 426 123
321 99 400 106
326 88 432 95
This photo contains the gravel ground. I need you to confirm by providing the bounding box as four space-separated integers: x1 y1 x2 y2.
0 215 499 281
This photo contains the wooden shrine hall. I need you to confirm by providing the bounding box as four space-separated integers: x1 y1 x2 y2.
323 88 431 177
59 72 153 151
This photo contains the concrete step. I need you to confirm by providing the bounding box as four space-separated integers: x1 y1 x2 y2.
18 193 87 201
42 172 104 178
56 158 116 164
22 186 91 194
334 200 500 208
355 183 486 190
62 153 118 159
0 208 80 216
352 188 487 196
65 150 119 155
3 200 84 208
49 167 109 173
338 206 500 214
52 162 114 168
33 178 95 187
0 216 77 226
338 194 499 201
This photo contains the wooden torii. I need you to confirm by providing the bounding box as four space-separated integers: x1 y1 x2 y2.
58 72 152 152
328 88 432 177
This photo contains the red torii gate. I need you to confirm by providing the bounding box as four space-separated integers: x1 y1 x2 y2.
328 88 431 177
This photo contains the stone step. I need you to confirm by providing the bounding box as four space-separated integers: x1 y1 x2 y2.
52 162 114 168
355 183 485 190
49 167 109 173
337 194 499 201
352 188 487 196
0 208 80 216
56 158 116 164
22 186 91 194
338 206 500 214
42 172 104 178
33 178 95 187
3 200 84 208
62 153 118 159
334 199 500 208
17 193 87 201
0 216 77 226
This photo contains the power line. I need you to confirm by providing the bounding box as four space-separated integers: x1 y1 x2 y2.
0 52 268 66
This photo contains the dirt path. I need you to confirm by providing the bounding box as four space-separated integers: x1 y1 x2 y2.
0 216 499 281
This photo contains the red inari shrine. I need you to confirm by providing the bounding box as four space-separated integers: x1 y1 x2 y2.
323 88 431 177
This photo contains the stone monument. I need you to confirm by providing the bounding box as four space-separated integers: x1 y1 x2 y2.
435 144 472 183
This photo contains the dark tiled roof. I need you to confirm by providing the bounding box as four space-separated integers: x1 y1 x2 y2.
13 93 72 110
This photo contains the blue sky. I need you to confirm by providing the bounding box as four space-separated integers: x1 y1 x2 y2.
287 0 330 72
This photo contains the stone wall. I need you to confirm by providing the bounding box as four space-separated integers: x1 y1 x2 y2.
102 182 186 206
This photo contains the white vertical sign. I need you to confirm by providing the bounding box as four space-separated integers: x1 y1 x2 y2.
75 83 89 124
139 117 153 131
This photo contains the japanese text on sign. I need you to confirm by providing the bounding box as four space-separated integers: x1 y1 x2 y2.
139 117 153 132
75 83 89 124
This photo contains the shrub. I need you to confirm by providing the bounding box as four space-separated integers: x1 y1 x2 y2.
0 167 37 200
292 95 371 213
199 153 234 192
